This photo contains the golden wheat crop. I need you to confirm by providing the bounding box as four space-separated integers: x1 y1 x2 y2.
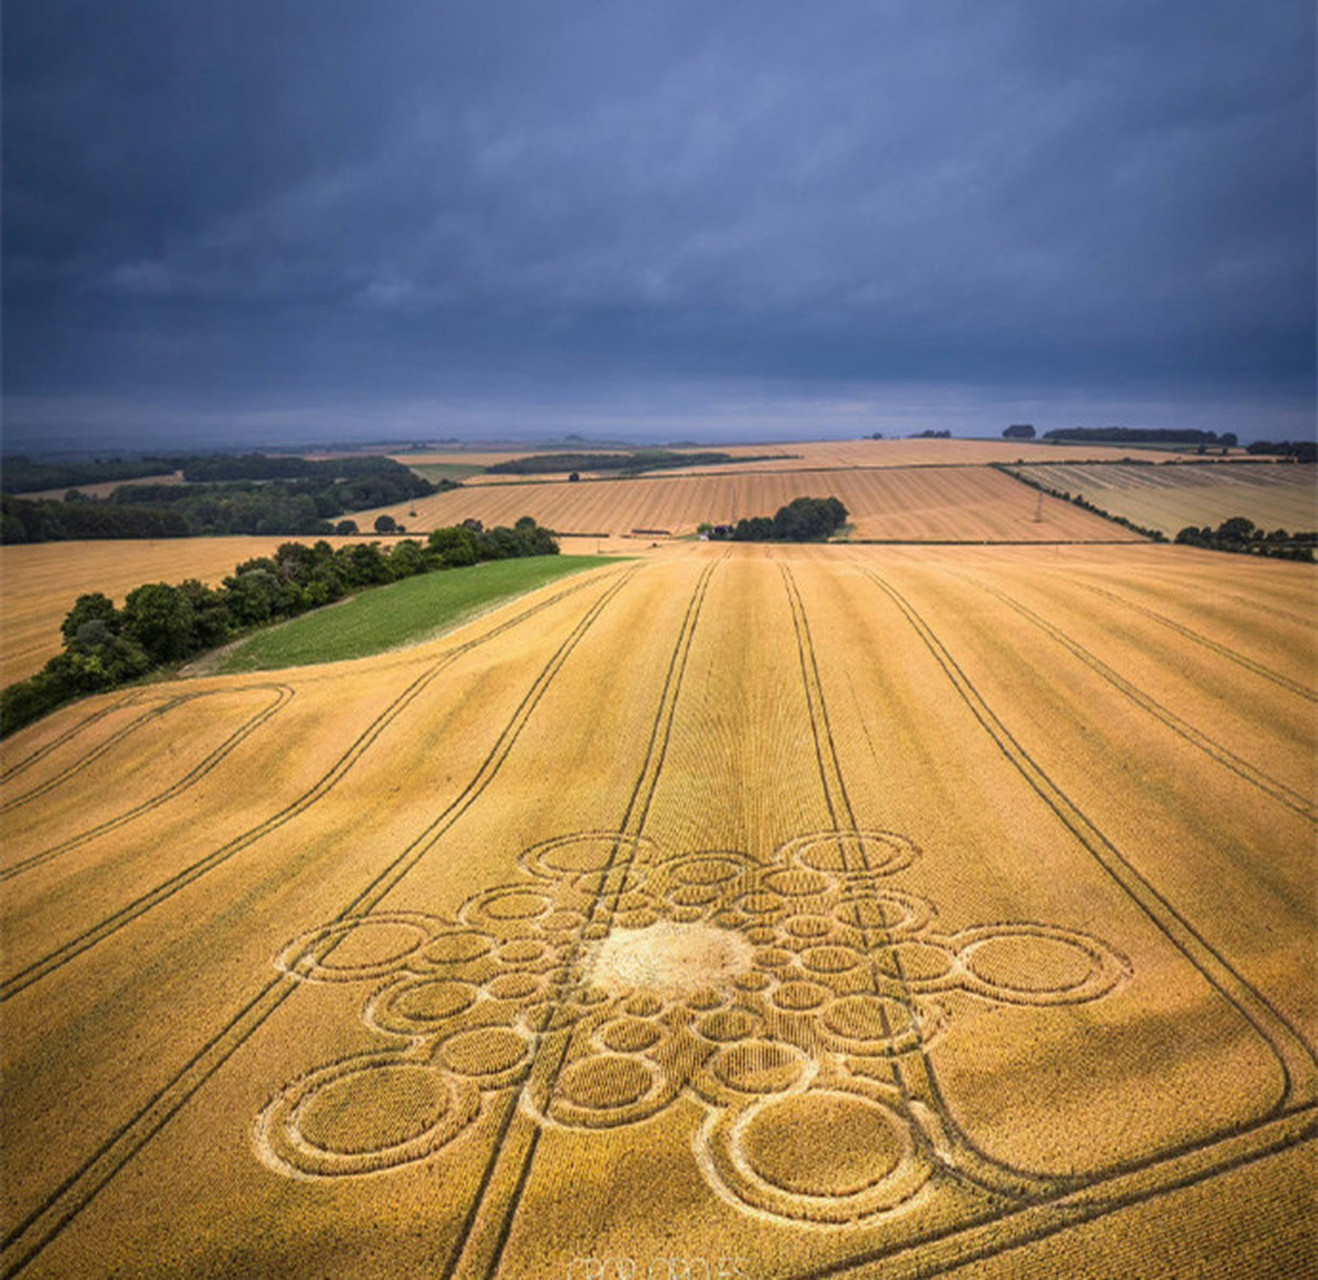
0 534 1312 1277
357 463 1144 542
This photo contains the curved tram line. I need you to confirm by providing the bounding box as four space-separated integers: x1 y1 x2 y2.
0 693 204 813
0 694 142 784
967 577 1316 823
0 563 640 1279
0 566 626 1001
0 683 296 883
794 564 1318 1278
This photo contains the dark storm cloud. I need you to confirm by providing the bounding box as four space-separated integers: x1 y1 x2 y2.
3 0 1313 445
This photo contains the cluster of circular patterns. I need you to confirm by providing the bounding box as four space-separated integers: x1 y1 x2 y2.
256 829 1132 1225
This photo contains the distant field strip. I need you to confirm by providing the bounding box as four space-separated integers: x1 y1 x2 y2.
358 465 1141 542
1013 463 1317 538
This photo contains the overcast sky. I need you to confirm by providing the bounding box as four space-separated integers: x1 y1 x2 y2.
3 0 1314 450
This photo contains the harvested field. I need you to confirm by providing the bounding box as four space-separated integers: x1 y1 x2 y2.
655 438 1193 472
1013 461 1317 538
0 539 1312 1277
356 464 1144 542
0 535 403 686
18 472 185 502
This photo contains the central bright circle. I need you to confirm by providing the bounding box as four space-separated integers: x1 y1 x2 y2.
591 922 755 999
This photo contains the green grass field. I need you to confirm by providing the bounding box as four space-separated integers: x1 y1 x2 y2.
406 461 489 483
218 555 612 672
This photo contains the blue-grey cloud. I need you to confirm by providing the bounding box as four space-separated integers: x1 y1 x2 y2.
4 0 1313 447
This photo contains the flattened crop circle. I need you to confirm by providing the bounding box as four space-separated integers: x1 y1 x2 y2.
783 831 918 878
740 1091 908 1198
710 1040 809 1095
436 1025 531 1079
254 1056 478 1178
957 925 1129 1004
558 1054 658 1112
276 913 440 983
366 977 479 1036
521 831 652 880
417 929 495 968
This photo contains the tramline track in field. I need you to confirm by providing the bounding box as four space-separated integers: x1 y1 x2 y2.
0 694 204 813
965 578 1316 823
0 564 640 1279
1 683 296 883
859 566 1317 1106
0 567 627 1002
1070 578 1317 703
449 554 725 1279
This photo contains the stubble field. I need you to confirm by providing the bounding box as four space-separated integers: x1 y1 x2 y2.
1 524 1313 1276
1011 461 1316 538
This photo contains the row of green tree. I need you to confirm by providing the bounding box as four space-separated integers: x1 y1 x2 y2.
0 517 559 737
1174 517 1315 561
1245 440 1317 462
1040 427 1238 446
701 496 849 542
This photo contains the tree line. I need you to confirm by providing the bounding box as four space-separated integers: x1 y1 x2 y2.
1245 440 1316 462
0 517 559 737
1175 517 1314 561
1 456 182 494
1040 427 1238 447
700 496 849 542
1 456 445 543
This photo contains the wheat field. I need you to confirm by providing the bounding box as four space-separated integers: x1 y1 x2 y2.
358 464 1143 542
1 533 1313 1277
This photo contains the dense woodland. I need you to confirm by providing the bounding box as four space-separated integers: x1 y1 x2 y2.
0 517 559 736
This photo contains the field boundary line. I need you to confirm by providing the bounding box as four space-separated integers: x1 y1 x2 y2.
860 567 1318 1107
0 568 626 1003
0 566 638 1279
969 578 1316 823
1071 578 1317 702
0 683 297 883
451 555 724 1280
